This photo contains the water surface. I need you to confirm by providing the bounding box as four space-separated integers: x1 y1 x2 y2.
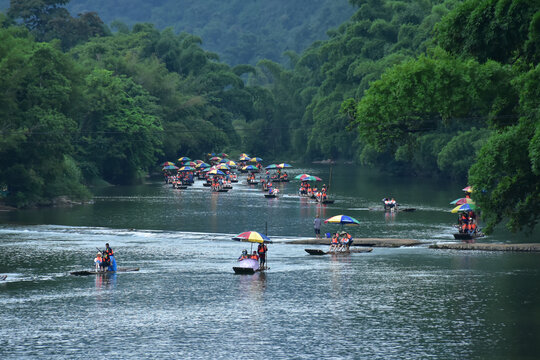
1 164 539 359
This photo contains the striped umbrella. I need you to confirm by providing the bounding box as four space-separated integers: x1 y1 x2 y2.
207 169 225 176
178 157 191 162
178 166 195 172
232 231 272 243
324 215 361 225
450 198 475 205
276 163 292 168
451 203 478 213
294 174 322 182
160 161 175 167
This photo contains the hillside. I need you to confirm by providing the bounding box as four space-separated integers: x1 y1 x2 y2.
62 0 354 65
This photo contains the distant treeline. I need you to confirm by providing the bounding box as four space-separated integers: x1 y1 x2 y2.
1 0 539 234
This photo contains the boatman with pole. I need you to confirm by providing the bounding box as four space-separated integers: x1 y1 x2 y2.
257 242 268 270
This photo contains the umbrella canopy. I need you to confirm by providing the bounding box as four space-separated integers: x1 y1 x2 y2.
239 156 251 161
324 215 361 225
162 165 179 170
207 169 225 176
276 163 292 168
197 162 210 169
219 158 229 163
210 156 221 161
217 164 231 170
242 165 258 171
249 157 263 163
240 153 250 158
450 198 475 205
462 186 473 193
183 161 197 167
195 160 204 164
160 161 175 167
294 174 322 182
451 203 478 213
232 231 272 243
178 156 191 162
226 160 237 167
178 166 195 172
219 153 229 158
265 164 277 169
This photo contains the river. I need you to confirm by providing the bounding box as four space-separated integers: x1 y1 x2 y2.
1 164 539 359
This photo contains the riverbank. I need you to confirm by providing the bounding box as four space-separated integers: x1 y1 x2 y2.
284 238 421 247
430 242 540 252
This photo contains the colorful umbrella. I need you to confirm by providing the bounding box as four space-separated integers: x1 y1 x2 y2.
294 174 322 182
183 161 197 167
265 164 277 169
249 157 263 163
324 215 361 225
242 165 258 171
195 160 204 164
207 169 225 176
226 160 237 167
239 156 251 161
219 153 229 158
219 158 229 163
451 203 478 213
160 161 175 167
178 166 195 172
240 153 250 158
197 162 211 169
276 163 292 168
210 156 221 162
462 186 473 193
450 198 475 205
232 231 273 243
217 164 231 170
162 165 179 170
178 157 191 162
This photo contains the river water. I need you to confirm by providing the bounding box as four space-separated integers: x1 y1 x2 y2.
1 164 539 359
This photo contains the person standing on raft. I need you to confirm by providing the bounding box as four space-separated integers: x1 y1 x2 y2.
104 243 117 271
257 242 268 270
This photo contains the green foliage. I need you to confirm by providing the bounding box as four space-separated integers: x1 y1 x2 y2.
64 0 355 66
469 64 540 233
0 26 88 206
345 52 516 176
436 0 540 64
8 0 109 51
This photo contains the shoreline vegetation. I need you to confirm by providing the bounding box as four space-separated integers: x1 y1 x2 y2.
1 0 539 236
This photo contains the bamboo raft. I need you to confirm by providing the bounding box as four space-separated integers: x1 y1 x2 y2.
305 248 373 255
70 267 140 276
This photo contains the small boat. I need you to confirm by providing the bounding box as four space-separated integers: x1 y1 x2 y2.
264 193 278 198
247 180 259 185
318 199 334 204
369 207 416 212
176 185 188 189
202 183 211 187
70 267 140 276
0 275 7 281
233 259 261 275
453 232 484 240
305 248 373 255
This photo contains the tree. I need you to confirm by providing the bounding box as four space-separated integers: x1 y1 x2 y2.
469 65 540 233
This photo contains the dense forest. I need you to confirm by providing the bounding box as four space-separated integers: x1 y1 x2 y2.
0 0 539 234
0 0 355 65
